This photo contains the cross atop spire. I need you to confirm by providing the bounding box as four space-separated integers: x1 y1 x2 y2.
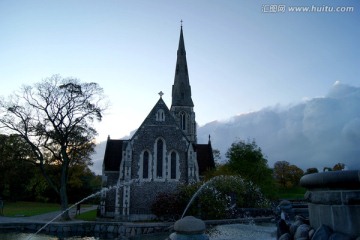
180 19 183 27
158 91 164 98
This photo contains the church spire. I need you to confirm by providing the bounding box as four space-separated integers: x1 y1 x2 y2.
171 23 194 107
170 23 197 143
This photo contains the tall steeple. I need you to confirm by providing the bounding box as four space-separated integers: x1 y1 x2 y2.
171 24 194 107
171 23 197 143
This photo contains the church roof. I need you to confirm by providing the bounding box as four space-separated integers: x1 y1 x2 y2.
103 139 124 171
130 96 191 142
132 95 186 139
195 143 215 175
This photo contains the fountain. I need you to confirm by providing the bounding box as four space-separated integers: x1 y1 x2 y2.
167 216 208 240
0 175 277 240
26 184 120 240
276 170 360 240
181 176 222 219
300 170 360 238
168 175 276 240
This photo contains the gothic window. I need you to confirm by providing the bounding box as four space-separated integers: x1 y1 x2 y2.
156 109 165 122
176 64 179 75
180 112 186 130
142 151 149 179
157 139 163 178
171 152 177 179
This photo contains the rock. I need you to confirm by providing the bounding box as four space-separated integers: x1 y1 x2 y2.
312 225 332 240
329 232 352 240
279 233 292 240
277 200 293 220
294 224 311 240
308 228 315 239
277 219 290 238
294 215 310 225
290 220 304 236
278 200 292 210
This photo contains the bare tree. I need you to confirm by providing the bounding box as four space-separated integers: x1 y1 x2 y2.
0 75 107 220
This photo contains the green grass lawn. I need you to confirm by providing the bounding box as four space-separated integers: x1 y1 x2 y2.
278 186 306 200
2 201 61 217
1 201 94 218
74 209 97 221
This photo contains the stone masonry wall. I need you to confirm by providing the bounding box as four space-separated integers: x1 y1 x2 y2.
103 171 119 215
0 221 173 239
130 181 179 215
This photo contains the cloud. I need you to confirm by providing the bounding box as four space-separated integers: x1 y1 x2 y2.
91 82 360 174
198 82 360 171
342 118 360 145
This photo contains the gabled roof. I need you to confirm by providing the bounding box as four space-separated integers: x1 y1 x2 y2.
195 142 215 175
103 139 124 171
131 96 190 142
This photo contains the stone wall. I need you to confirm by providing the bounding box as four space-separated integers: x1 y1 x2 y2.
0 221 173 238
102 171 119 215
0 217 275 239
130 181 178 215
305 189 360 237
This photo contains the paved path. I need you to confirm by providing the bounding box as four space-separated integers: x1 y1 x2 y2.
0 205 98 224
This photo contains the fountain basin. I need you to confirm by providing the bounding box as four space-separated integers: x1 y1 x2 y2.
300 170 360 237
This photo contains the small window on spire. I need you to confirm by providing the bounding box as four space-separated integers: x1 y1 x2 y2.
180 112 186 130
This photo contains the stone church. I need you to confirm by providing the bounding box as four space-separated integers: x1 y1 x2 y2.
100 25 215 221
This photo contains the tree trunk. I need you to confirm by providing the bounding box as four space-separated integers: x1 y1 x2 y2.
60 154 70 221
60 182 70 220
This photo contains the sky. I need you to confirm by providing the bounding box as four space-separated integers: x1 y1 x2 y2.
0 0 359 143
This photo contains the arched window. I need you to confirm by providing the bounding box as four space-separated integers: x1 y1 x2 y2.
171 152 177 179
180 112 186 130
157 139 163 178
142 151 149 179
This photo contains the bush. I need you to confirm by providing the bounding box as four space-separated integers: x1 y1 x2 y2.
151 175 270 220
151 192 184 221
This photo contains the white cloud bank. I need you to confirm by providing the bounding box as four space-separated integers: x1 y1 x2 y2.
198 82 360 171
90 82 360 174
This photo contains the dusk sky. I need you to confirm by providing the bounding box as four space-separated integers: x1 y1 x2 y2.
1 0 359 142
